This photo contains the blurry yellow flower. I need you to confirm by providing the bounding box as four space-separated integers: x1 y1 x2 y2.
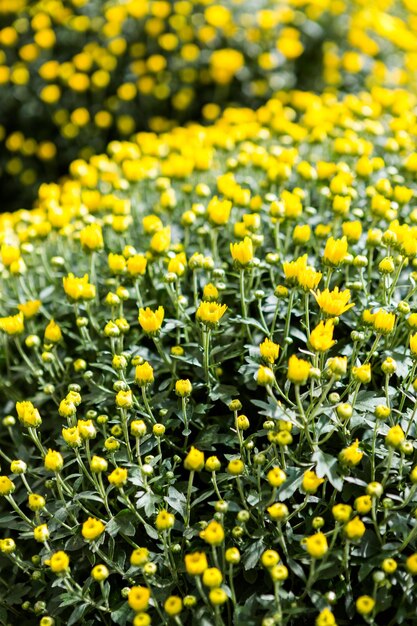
373 310 396 334
79 223 104 251
82 517 105 541
323 236 348 266
302 470 324 494
49 551 69 574
287 355 310 385
313 287 354 316
230 237 254 267
16 401 42 428
128 586 151 612
385 424 405 448
207 197 232 225
355 596 375 615
344 516 365 540
304 532 328 559
184 447 205 472
63 274 96 301
150 226 171 253
352 363 371 384
185 552 208 576
200 520 224 546
17 300 41 319
196 301 227 327
260 338 280 364
44 320 62 343
138 306 164 335
339 440 363 466
309 320 336 352
0 311 24 335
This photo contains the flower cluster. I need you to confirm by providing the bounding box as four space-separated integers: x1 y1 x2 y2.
3 85 417 625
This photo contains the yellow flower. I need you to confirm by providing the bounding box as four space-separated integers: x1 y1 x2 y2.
323 236 348 266
256 365 275 386
260 338 280 364
135 362 154 386
91 564 109 581
302 470 324 494
297 267 322 291
342 220 362 243
0 476 15 496
17 300 41 319
130 547 149 567
287 355 310 385
0 311 24 335
128 586 151 612
138 306 164 335
267 502 288 521
210 49 244 84
28 494 46 511
230 237 254 267
267 467 287 487
184 551 208 575
209 588 228 605
155 510 175 531
164 595 183 616
373 310 396 334
200 520 225 546
108 253 126 274
313 287 354 316
115 390 133 408
282 254 308 286
184 447 205 471
332 504 352 523
355 596 375 615
108 467 128 488
49 551 70 574
309 320 336 352
207 196 232 225
44 449 63 472
385 424 405 448
227 459 244 475
344 516 366 540
410 332 417 355
44 319 62 343
304 532 328 559
63 273 96 301
82 517 105 541
1 243 20 266
33 524 49 543
406 553 417 574
196 301 227 328
316 608 337 626
339 439 363 466
62 426 82 448
261 550 280 569
175 379 192 397
127 254 147 276
352 363 371 384
202 567 223 588
150 226 171 253
79 223 104 251
202 283 219 302
16 401 42 428
354 495 372 514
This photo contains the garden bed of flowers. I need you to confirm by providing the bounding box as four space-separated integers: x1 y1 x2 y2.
1 84 417 625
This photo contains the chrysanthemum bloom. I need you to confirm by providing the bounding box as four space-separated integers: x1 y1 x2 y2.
339 439 363 466
184 551 208 575
79 222 104 251
0 476 15 496
355 596 375 615
49 551 70 574
227 459 244 475
316 607 337 626
297 267 322 291
82 517 105 541
302 470 324 494
91 564 109 581
410 333 417 356
260 338 280 363
344 516 366 540
34 524 49 543
17 299 41 319
150 226 171 253
230 236 253 267
202 567 223 588
184 447 205 471
210 48 244 84
257 365 275 386
128 586 151 612
63 273 96 301
352 363 371 384
44 319 62 343
200 520 225 546
62 426 82 448
267 467 287 487
130 547 149 567
127 254 147 276
282 254 308 285
385 424 405 448
16 401 42 428
135 362 154 386
372 309 396 334
44 449 64 472
0 311 24 335
108 467 128 488
138 306 164 335
287 354 311 385
304 532 328 558
90 456 108 473
267 503 289 521
175 379 192 397
313 287 354 316
261 549 280 569
0 538 16 554
164 595 183 616
323 236 348 266
332 504 352 523
196 301 227 328
155 510 175 531
354 495 372 514
309 320 336 352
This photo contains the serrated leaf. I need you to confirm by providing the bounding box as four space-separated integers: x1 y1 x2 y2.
312 449 344 491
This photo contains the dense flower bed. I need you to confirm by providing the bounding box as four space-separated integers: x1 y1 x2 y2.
1 87 417 625
1 0 417 210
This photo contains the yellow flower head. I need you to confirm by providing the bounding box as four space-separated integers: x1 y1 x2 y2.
127 254 147 276
184 551 208 576
260 338 280 364
302 470 324 494
33 524 49 543
316 608 337 626
373 309 396 334
155 509 175 531
297 267 322 291
344 516 366 540
138 306 164 335
184 447 205 472
303 532 328 559
108 467 128 488
128 586 151 612
313 287 354 316
230 237 254 267
207 196 232 225
309 319 336 352
200 520 225 546
16 401 42 428
385 424 405 448
0 311 24 335
339 439 364 467
352 363 371 384
79 222 104 251
44 319 62 343
196 301 227 328
323 236 348 266
63 273 96 301
287 354 311 385
267 502 289 521
164 595 183 616
135 361 154 386
282 254 308 286
256 365 275 386
1 243 20 267
82 517 105 541
267 467 287 487
150 226 171 254
0 476 15 496
410 332 417 355
44 449 63 472
175 379 192 397
17 300 41 319
49 551 70 574
355 596 375 615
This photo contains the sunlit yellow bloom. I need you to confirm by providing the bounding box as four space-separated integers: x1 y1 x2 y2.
138 306 164 335
260 338 280 364
63 274 96 301
44 319 62 343
230 237 253 267
282 254 308 286
352 363 371 384
303 532 328 559
410 333 417 355
16 401 42 428
185 551 208 576
196 301 227 327
385 424 405 448
127 254 147 276
287 355 310 385
356 596 375 616
184 447 205 471
309 320 335 352
1 244 20 267
302 470 324 494
0 311 24 335
150 226 171 253
17 300 41 319
372 310 396 334
82 517 105 541
339 439 363 466
128 586 151 612
79 223 104 251
49 551 70 574
297 267 322 291
200 520 224 546
323 236 348 266
207 196 232 225
313 287 354 316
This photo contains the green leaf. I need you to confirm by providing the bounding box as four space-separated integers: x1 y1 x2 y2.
242 538 265 570
106 510 136 537
312 449 344 491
